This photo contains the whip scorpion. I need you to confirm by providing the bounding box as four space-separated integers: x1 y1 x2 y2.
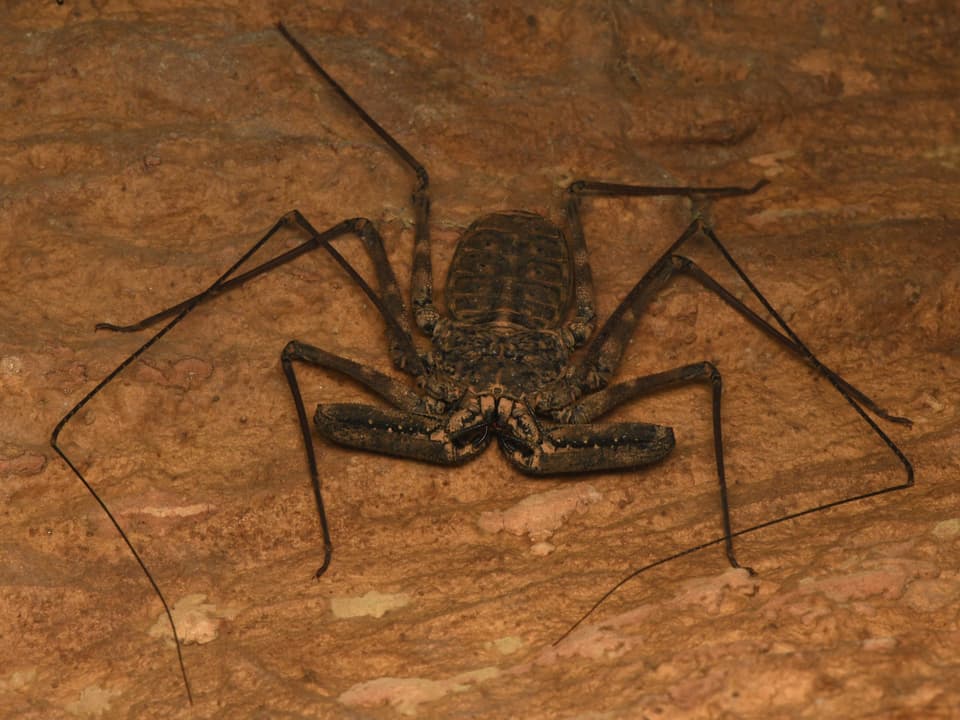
52 22 914 703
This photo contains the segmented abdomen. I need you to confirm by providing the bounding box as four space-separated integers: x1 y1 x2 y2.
445 211 570 329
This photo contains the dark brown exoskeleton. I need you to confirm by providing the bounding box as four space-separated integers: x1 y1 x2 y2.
312 206 680 475
52 22 913 703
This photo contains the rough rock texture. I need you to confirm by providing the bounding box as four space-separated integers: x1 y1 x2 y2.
2 2 958 718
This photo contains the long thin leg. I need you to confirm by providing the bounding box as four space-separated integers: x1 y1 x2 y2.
278 23 442 335
282 340 436 415
545 218 914 634
47 209 305 703
297 215 422 375
552 179 766 398
50 211 420 701
98 211 425 376
51 26 433 698
560 179 768 348
410 177 440 334
544 361 745 568
561 188 597 346
540 200 912 579
536 219 704 410
559 252 909 426
280 340 443 577
95 212 313 332
670 254 910 425
281 340 483 569
553 362 718 423
560 428 914 643
692 220 913 480
545 206 910 430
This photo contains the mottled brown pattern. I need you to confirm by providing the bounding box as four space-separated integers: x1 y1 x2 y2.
447 211 570 328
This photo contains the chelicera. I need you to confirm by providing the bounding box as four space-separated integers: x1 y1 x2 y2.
52 22 913 703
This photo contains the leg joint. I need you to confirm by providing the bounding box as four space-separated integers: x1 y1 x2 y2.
281 339 304 361
678 360 721 386
702 361 722 386
346 217 376 236
281 209 307 225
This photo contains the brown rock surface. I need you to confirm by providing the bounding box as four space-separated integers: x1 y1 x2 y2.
2 2 958 718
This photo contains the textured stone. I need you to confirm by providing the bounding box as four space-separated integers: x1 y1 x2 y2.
3 2 958 718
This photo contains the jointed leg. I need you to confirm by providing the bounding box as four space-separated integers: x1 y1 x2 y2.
563 181 762 341
544 205 909 429
296 214 422 375
560 187 598 346
410 183 443 335
544 180 766 403
670 251 910 424
558 242 907 425
94 211 322 333
545 361 746 569
48 205 319 704
545 361 745 569
558 180 768 350
280 339 434 577
553 362 721 424
281 339 486 575
539 179 911 577
97 211 426 376
536 219 703 411
282 340 436 415
278 22 442 336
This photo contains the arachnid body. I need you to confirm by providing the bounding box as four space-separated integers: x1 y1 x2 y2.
52 22 913 703
305 204 681 476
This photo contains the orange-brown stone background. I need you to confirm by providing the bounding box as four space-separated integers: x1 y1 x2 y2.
2 2 958 718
